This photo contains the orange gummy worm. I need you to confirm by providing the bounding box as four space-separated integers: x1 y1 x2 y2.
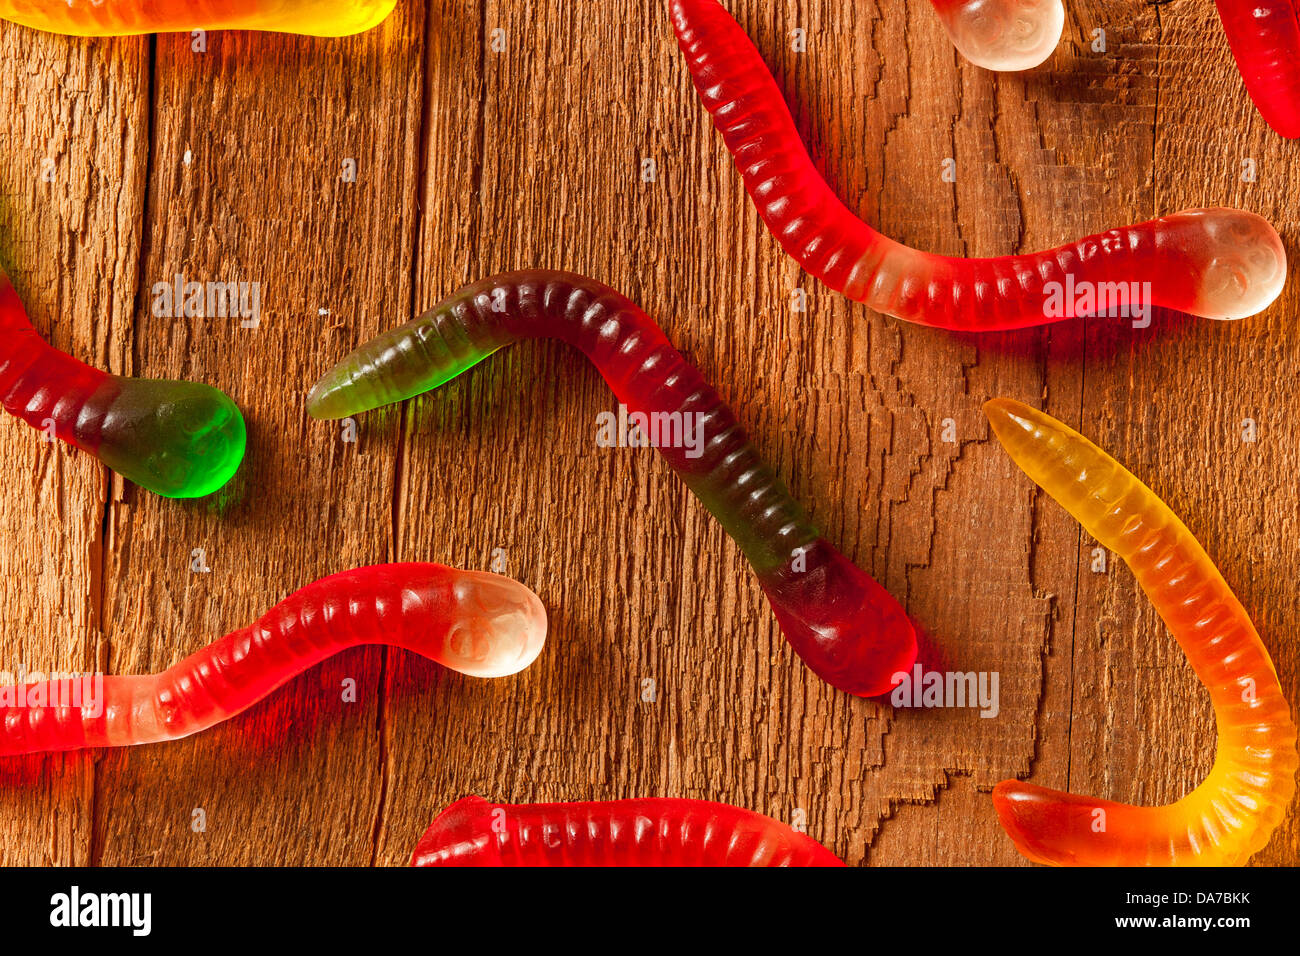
0 0 395 37
986 399 1297 866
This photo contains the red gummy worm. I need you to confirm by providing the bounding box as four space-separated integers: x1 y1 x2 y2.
0 563 546 755
308 271 918 698
670 0 1287 330
1215 0 1300 138
0 274 109 440
411 796 845 866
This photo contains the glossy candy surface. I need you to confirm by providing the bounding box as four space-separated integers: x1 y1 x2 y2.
411 796 845 866
929 0 1064 71
0 563 546 755
1215 0 1300 138
986 400 1298 866
308 271 917 697
0 270 244 498
0 0 395 36
671 0 1287 331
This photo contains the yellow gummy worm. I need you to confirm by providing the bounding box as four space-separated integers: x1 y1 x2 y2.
986 398 1297 866
0 0 395 37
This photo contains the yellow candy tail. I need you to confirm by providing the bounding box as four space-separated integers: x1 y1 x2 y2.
0 0 397 38
985 398 1297 866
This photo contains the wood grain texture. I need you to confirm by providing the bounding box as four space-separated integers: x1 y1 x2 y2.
0 0 1296 866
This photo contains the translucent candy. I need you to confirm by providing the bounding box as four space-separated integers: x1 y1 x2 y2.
412 796 845 867
0 564 547 754
986 400 1298 866
0 0 396 37
671 0 1288 330
0 270 245 498
1215 0 1300 138
308 271 917 697
930 0 1064 71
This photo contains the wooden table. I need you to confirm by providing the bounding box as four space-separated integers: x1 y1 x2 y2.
0 0 1295 866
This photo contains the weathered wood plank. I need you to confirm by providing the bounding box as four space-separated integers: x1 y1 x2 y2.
0 0 1294 866
1068 2 1300 866
89 8 427 865
0 28 149 866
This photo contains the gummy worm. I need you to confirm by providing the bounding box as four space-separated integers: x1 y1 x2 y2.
929 0 1064 71
307 271 917 697
0 268 245 499
410 796 845 866
0 563 546 755
1215 0 1300 139
986 399 1298 866
670 0 1288 331
0 0 395 37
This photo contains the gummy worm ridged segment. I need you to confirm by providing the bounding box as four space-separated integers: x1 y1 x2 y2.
0 564 546 755
986 400 1298 866
0 0 397 37
0 267 246 498
670 0 1287 329
307 270 918 697
312 273 813 568
845 221 1172 331
1215 0 1300 138
410 797 845 867
0 275 116 454
512 274 820 569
